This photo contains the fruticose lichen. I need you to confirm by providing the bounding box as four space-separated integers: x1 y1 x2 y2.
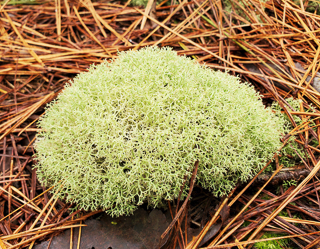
35 47 287 217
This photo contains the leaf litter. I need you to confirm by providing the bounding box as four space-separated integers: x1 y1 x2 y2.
1 0 320 248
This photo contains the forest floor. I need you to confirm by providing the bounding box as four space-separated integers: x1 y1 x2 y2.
1 0 320 248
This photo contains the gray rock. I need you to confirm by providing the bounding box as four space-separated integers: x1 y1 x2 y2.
34 208 170 249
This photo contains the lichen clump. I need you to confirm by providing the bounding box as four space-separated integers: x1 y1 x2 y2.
35 47 286 217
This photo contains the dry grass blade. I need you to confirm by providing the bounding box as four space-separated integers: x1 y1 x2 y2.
2 11 43 66
76 220 82 249
209 165 284 247
161 161 199 241
244 160 320 246
73 6 110 55
135 7 237 68
0 92 54 140
187 198 228 249
201 230 320 248
140 0 155 29
0 237 6 249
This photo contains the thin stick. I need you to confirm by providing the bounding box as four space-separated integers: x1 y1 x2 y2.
76 220 82 249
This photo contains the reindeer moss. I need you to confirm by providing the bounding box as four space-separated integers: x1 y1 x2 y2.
35 47 286 216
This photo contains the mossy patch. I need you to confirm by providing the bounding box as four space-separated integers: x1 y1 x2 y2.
255 232 291 249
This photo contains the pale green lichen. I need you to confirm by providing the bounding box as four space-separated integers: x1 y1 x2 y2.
35 47 287 217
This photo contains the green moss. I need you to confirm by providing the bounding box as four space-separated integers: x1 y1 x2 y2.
35 47 286 216
255 232 291 249
254 211 296 248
